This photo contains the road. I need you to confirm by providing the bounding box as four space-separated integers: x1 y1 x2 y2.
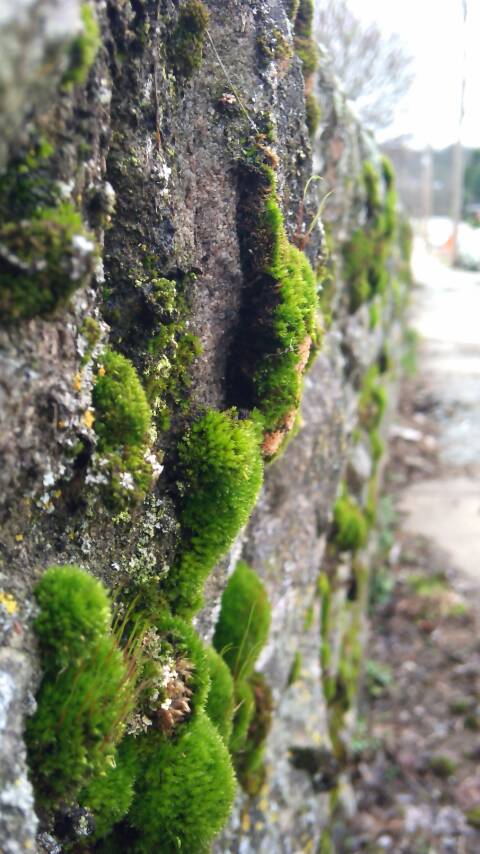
398 241 480 582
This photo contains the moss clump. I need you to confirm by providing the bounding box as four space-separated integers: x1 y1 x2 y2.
236 673 273 796
342 159 398 312
370 429 384 466
212 561 272 788
288 651 303 685
229 679 255 754
213 561 271 681
231 154 319 454
466 807 480 829
26 566 134 807
79 739 139 840
125 713 236 853
306 93 321 138
62 2 101 88
294 0 318 76
92 349 154 508
142 272 201 431
167 0 209 79
80 316 101 365
429 754 457 778
167 410 263 615
0 203 95 322
205 646 235 743
333 490 368 552
257 28 293 64
358 365 388 432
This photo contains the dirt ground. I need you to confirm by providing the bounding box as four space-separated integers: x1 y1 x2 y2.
336 247 480 853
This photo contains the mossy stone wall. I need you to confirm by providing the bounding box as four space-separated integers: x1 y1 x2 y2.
0 1 411 851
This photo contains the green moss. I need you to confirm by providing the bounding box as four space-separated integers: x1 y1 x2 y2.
167 0 209 79
288 651 303 685
405 572 448 596
429 754 457 778
402 327 419 376
294 0 318 76
365 474 378 526
370 429 384 466
26 566 134 807
235 673 273 796
258 198 318 430
126 713 236 853
257 28 293 64
305 92 321 138
466 807 480 829
213 561 271 681
319 829 335 854
369 300 380 329
449 696 472 715
381 156 397 240
92 349 154 508
231 141 320 454
359 365 388 431
62 2 101 88
365 658 392 698
0 202 95 322
205 646 235 743
333 489 368 552
142 272 202 431
303 602 314 631
342 159 398 312
286 0 300 21
229 679 255 753
167 411 263 615
80 316 101 366
79 738 139 840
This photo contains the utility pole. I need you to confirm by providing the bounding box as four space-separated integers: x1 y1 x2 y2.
421 146 433 248
450 0 468 265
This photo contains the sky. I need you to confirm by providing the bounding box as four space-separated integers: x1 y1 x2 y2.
346 0 480 149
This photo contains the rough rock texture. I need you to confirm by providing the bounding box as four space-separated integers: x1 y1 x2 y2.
0 1 410 850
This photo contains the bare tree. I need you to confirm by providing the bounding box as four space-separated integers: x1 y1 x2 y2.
315 0 414 131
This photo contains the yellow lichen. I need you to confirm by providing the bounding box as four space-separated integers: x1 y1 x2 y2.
83 409 95 429
0 591 17 615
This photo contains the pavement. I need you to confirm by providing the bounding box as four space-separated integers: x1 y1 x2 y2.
398 241 480 584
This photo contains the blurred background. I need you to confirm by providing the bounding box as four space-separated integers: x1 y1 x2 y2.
315 0 480 268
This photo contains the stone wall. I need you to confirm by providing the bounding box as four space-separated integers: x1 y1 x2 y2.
0 1 411 851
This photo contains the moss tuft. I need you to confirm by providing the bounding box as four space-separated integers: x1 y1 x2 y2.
333 489 368 552
342 159 398 312
288 651 303 685
166 410 263 615
231 154 320 453
0 203 95 322
429 754 457 778
205 646 235 743
466 807 480 829
26 566 134 807
359 365 388 432
229 679 255 754
79 739 139 840
294 0 318 76
167 0 209 79
235 673 273 796
213 560 271 681
142 271 202 431
305 93 321 138
62 2 101 89
92 349 154 508
125 713 236 853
